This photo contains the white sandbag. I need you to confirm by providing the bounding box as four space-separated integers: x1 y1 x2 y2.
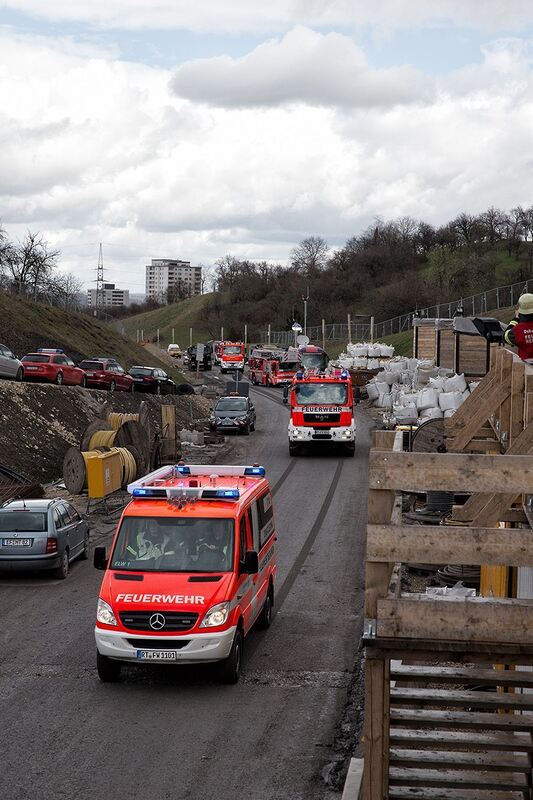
444 373 467 393
439 391 464 411
375 393 393 408
393 403 418 421
351 356 367 369
416 367 434 386
367 358 380 370
407 358 419 372
417 388 440 411
379 344 394 358
366 382 379 401
429 376 446 391
469 381 480 393
420 407 444 420
367 343 381 357
348 343 368 357
375 381 390 395
438 367 454 377
383 371 400 385
339 358 353 369
399 392 419 407
443 409 455 418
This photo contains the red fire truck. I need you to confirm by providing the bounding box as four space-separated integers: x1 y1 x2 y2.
249 347 300 386
219 342 245 373
286 368 355 456
297 344 329 372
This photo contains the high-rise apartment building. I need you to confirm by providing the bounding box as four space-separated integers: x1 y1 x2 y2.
87 283 130 307
145 259 202 302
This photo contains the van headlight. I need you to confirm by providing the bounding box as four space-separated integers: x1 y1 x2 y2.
200 601 230 628
97 598 117 626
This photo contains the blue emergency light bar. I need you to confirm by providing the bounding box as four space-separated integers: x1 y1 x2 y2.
37 348 64 354
340 370 349 379
127 464 266 497
132 487 167 498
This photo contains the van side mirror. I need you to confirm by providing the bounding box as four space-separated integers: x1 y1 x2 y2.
282 386 289 404
242 550 259 575
94 546 108 570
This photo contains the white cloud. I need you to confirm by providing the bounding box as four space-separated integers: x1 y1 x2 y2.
2 30 533 292
2 0 533 33
171 27 428 108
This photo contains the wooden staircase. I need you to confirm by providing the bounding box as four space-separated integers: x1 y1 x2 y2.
386 662 533 799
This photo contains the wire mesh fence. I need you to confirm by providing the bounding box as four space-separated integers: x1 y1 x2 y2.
259 278 533 346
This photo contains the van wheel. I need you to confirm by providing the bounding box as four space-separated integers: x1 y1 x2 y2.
55 372 64 385
97 651 122 683
257 587 273 630
242 423 250 436
16 367 23 382
55 549 69 579
216 628 243 684
289 443 300 457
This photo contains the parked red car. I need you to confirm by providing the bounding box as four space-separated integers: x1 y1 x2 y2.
22 349 86 386
78 359 134 392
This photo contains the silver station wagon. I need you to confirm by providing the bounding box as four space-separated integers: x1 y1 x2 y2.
0 499 90 579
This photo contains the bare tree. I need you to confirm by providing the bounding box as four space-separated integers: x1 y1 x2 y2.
290 236 329 274
6 231 60 298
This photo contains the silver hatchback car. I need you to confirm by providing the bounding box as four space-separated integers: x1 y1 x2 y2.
0 499 90 579
0 343 23 381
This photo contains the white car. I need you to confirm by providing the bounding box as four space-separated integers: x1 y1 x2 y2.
167 344 182 358
0 344 23 381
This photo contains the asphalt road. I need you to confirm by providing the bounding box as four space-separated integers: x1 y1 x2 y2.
0 381 372 800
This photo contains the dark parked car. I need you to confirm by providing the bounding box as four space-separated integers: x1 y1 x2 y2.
187 343 213 371
78 359 134 392
22 349 86 386
209 395 256 435
128 366 176 394
0 498 89 579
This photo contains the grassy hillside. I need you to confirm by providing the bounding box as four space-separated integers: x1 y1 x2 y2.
121 293 215 348
0 293 185 383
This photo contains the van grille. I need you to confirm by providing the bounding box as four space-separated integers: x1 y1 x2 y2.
303 413 340 423
119 611 198 631
126 638 191 649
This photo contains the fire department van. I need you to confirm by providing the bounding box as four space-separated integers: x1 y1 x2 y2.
219 341 245 373
93 464 276 684
286 369 356 456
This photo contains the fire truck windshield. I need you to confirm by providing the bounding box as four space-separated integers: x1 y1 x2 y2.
280 361 299 372
111 517 234 572
300 353 327 370
294 383 348 405
224 346 242 354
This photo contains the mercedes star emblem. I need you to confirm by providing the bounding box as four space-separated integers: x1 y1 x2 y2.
149 612 166 631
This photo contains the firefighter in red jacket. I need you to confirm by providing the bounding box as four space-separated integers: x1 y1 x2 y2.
504 293 533 362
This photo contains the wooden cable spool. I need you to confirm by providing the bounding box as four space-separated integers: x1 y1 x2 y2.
107 412 139 431
62 447 100 494
113 447 138 485
89 429 118 449
114 420 150 473
80 419 113 452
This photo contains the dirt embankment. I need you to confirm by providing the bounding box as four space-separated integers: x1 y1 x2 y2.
0 381 212 482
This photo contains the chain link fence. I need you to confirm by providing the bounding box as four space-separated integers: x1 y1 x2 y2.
259 278 533 346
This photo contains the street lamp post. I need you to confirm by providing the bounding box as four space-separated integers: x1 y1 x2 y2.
302 287 310 336
291 321 302 347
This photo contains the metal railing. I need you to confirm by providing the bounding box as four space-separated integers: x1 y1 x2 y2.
259 278 532 345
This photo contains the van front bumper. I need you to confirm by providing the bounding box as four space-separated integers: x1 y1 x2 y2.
95 626 236 664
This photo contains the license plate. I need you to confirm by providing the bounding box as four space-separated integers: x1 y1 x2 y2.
136 650 177 661
313 433 331 438
3 538 32 546
25 366 38 371
133 377 143 382
85 372 95 376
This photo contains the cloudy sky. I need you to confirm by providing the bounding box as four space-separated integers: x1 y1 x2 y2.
1 1 533 292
